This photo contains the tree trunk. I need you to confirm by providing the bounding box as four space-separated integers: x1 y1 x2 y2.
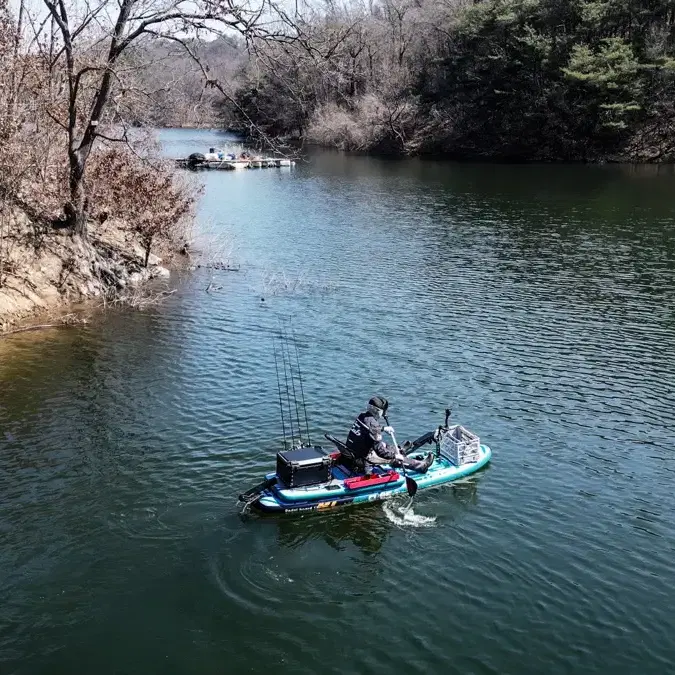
67 152 87 236
144 239 152 268
6 0 24 125
0 204 5 289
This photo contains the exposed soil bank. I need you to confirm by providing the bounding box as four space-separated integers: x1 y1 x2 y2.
0 207 188 333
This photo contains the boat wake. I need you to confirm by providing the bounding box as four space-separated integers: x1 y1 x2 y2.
383 499 437 528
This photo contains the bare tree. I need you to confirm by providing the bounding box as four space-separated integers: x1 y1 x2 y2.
38 0 303 236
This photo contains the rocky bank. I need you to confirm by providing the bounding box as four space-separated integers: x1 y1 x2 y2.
0 207 187 332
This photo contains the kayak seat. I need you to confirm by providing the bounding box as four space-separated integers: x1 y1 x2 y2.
323 434 394 479
331 462 393 481
324 433 359 476
324 433 348 454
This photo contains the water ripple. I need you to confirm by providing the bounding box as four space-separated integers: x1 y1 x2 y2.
1 141 674 674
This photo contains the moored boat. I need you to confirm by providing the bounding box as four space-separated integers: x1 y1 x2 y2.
175 148 296 171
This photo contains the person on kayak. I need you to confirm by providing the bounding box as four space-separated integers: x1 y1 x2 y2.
344 396 434 474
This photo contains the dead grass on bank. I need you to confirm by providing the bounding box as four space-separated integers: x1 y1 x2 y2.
0 132 200 334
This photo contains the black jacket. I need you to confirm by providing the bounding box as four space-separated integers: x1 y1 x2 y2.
345 411 385 460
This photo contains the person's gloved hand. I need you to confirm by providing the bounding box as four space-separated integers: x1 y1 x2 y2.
382 425 394 434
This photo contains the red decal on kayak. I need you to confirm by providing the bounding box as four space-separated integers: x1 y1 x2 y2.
344 472 400 490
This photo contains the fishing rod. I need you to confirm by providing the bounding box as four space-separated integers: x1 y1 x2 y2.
280 321 304 447
272 337 288 448
291 324 312 445
278 329 297 447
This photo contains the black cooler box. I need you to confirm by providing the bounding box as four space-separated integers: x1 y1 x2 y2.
276 447 332 488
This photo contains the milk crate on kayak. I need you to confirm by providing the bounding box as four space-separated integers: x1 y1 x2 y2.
440 425 481 466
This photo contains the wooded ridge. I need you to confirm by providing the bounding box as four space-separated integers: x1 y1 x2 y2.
218 0 675 162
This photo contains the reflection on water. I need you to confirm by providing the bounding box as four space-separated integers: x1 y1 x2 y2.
263 506 393 555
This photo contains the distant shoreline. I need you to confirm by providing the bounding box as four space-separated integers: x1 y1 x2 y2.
160 126 675 165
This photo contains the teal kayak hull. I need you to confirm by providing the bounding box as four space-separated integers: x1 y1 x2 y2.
253 444 492 514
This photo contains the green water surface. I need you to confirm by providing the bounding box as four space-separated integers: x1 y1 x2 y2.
1 130 674 674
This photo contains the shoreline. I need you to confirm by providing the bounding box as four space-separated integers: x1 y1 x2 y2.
166 126 675 165
0 207 191 335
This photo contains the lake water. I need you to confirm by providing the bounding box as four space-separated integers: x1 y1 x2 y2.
1 129 675 674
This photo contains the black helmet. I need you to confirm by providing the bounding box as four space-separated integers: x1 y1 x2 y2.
368 396 389 413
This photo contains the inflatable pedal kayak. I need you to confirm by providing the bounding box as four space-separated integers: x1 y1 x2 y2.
239 411 492 515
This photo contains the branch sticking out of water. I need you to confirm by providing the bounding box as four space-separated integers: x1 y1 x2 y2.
104 286 176 310
1 313 88 337
190 218 240 292
259 268 338 298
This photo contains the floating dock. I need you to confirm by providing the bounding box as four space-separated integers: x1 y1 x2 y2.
175 155 295 171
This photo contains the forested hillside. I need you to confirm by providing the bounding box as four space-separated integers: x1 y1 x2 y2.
130 36 245 129
228 0 675 161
